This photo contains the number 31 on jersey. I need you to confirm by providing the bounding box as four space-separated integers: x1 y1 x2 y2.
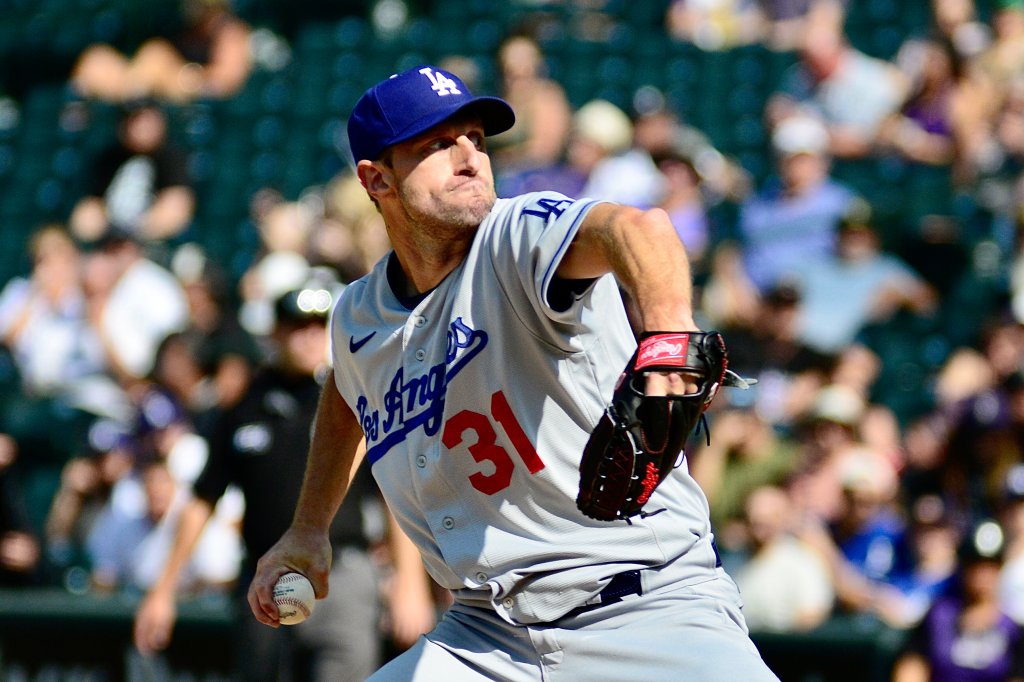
442 390 545 495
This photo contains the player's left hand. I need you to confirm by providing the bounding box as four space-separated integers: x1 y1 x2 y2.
644 371 700 396
247 524 332 627
576 331 733 522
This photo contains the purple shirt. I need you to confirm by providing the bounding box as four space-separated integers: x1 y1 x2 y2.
909 595 1024 682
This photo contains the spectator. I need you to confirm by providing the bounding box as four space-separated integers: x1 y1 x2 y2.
0 434 41 586
699 241 763 329
878 36 960 168
828 445 907 587
69 101 196 249
0 226 109 479
881 494 960 628
759 0 848 53
80 230 189 383
737 113 858 294
691 407 801 543
85 457 241 595
0 225 104 398
767 1 907 158
237 197 318 337
314 171 392 283
579 100 665 208
998 465 1024 623
665 0 765 51
928 0 991 60
653 144 712 267
133 286 435 681
731 485 835 632
498 98 622 199
44 413 136 576
893 520 1024 682
975 0 1024 106
788 383 869 521
710 282 834 425
794 440 912 626
170 245 261 415
71 0 252 104
489 34 572 183
786 200 937 355
898 34 1001 190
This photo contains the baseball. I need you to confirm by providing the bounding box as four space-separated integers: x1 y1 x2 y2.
272 572 315 625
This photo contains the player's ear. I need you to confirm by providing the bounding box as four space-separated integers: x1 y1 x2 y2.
357 160 392 201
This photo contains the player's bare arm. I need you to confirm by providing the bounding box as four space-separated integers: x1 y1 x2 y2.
557 203 696 332
247 375 365 626
559 203 700 395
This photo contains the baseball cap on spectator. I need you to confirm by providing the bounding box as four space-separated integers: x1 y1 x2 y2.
347 65 515 163
764 282 801 307
78 223 141 252
772 114 829 157
808 384 866 426
274 284 335 327
959 519 1006 565
573 100 634 155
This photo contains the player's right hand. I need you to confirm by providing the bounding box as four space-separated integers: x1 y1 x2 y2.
133 587 177 655
247 523 333 627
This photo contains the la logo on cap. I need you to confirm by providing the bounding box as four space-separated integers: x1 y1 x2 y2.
419 67 461 97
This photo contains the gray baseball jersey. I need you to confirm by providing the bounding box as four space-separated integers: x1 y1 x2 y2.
331 191 721 625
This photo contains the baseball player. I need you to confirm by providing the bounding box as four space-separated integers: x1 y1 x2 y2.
248 65 778 680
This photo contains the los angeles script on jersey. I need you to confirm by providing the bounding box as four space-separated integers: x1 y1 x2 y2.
359 317 487 464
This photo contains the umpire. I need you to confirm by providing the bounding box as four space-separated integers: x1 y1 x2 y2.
134 284 433 681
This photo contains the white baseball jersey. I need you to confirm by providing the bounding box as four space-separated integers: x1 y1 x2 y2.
331 191 720 625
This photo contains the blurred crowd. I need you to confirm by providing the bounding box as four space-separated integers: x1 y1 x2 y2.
6 0 1024 678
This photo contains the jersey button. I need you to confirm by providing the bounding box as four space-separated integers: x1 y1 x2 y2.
415 455 427 468
475 572 488 582
442 517 455 530
414 349 426 361
414 316 426 327
502 597 514 609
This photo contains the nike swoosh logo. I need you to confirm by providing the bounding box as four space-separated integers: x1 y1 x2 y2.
349 331 376 353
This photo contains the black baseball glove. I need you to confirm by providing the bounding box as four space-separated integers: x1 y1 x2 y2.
576 331 751 522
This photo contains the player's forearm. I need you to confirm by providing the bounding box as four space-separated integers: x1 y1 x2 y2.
151 496 213 596
560 204 696 330
291 377 364 532
386 507 435 644
387 508 429 594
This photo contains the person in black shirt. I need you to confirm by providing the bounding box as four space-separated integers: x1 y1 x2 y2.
69 101 195 249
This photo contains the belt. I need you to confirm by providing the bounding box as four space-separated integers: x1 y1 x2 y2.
566 569 644 617
564 539 722 618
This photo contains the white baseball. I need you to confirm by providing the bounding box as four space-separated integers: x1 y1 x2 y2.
272 572 315 625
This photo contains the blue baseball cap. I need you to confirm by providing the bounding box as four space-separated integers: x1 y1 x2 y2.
347 65 515 163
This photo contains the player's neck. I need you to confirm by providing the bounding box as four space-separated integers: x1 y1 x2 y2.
385 221 473 297
387 243 468 299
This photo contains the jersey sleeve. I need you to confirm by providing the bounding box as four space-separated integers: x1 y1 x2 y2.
486 191 603 324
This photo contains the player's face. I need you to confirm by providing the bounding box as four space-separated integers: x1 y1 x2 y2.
384 114 496 233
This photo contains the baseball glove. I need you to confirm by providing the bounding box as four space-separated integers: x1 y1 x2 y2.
576 331 748 522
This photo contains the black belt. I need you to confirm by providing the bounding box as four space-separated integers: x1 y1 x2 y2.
565 540 722 618
566 569 644 617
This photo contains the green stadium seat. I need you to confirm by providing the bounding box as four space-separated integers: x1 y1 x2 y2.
334 15 369 49
252 115 285 149
297 21 335 54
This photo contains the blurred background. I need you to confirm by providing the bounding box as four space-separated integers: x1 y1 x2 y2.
4 0 1024 680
